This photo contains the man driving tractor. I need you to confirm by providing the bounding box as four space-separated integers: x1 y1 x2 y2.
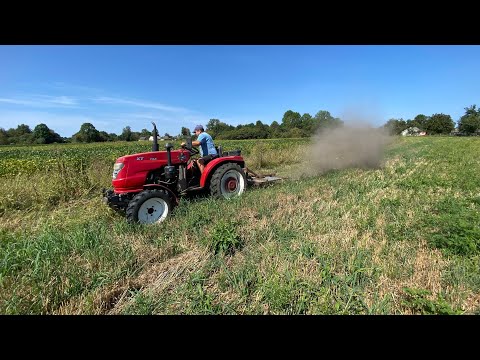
181 124 218 174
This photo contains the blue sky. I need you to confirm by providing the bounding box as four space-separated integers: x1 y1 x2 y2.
0 45 479 137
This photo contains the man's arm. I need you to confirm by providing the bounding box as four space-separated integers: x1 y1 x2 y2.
180 139 201 147
193 133 205 147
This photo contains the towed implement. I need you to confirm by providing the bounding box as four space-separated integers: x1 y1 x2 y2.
103 122 282 224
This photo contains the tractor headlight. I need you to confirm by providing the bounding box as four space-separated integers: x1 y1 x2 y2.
112 162 124 179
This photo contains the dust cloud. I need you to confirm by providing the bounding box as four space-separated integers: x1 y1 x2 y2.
300 119 392 177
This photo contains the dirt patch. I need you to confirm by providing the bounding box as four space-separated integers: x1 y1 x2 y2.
364 241 449 313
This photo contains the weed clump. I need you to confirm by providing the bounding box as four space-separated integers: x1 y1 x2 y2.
203 220 243 255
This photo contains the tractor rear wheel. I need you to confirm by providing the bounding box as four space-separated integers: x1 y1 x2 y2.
126 189 172 224
209 163 247 199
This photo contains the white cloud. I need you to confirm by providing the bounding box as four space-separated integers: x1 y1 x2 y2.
0 98 36 106
0 95 78 108
45 82 104 93
93 96 190 113
45 95 77 105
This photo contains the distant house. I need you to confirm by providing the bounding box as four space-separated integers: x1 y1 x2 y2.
401 127 426 136
139 136 148 141
450 129 467 136
148 136 161 141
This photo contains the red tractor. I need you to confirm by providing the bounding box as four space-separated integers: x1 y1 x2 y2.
103 123 281 224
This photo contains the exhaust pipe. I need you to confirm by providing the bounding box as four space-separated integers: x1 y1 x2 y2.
165 142 175 179
151 122 159 151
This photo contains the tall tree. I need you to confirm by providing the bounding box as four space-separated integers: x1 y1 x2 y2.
269 120 282 138
206 119 234 138
8 124 33 143
464 104 478 116
73 123 101 143
15 124 32 136
412 114 429 130
120 126 133 141
0 128 8 145
98 131 111 142
383 118 407 135
300 113 313 132
281 110 302 129
425 113 454 135
313 110 343 132
458 105 480 134
140 128 151 138
206 119 220 132
32 123 62 144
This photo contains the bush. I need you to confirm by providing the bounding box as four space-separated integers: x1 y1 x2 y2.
203 220 242 255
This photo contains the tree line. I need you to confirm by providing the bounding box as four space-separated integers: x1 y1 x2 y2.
1 105 479 145
382 105 480 136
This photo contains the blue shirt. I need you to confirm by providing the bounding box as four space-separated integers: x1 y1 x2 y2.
197 132 217 157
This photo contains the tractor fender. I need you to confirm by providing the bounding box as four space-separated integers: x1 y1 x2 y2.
200 156 245 188
143 184 179 205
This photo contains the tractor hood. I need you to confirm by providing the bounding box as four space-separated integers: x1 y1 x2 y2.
112 149 190 193
119 150 189 164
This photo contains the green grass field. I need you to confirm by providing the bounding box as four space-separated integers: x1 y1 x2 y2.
0 136 479 314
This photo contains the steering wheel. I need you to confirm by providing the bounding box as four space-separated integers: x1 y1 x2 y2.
181 143 200 155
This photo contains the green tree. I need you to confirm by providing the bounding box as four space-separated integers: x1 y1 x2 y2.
140 128 151 138
383 118 407 135
254 120 269 138
268 120 283 138
458 105 480 135
119 126 133 141
32 123 62 144
180 126 190 137
6 124 33 144
32 123 48 144
286 127 305 138
464 104 478 116
425 113 454 135
282 110 302 129
0 128 8 145
15 124 32 136
98 131 111 142
313 110 343 133
300 113 313 132
206 119 234 138
206 119 220 131
73 123 101 143
412 114 429 130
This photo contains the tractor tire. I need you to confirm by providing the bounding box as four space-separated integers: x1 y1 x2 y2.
126 189 172 224
209 163 247 199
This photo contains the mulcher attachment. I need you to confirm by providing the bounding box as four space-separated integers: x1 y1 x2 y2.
244 167 284 186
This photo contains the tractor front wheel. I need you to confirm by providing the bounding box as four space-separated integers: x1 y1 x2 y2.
126 189 172 224
210 163 247 199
